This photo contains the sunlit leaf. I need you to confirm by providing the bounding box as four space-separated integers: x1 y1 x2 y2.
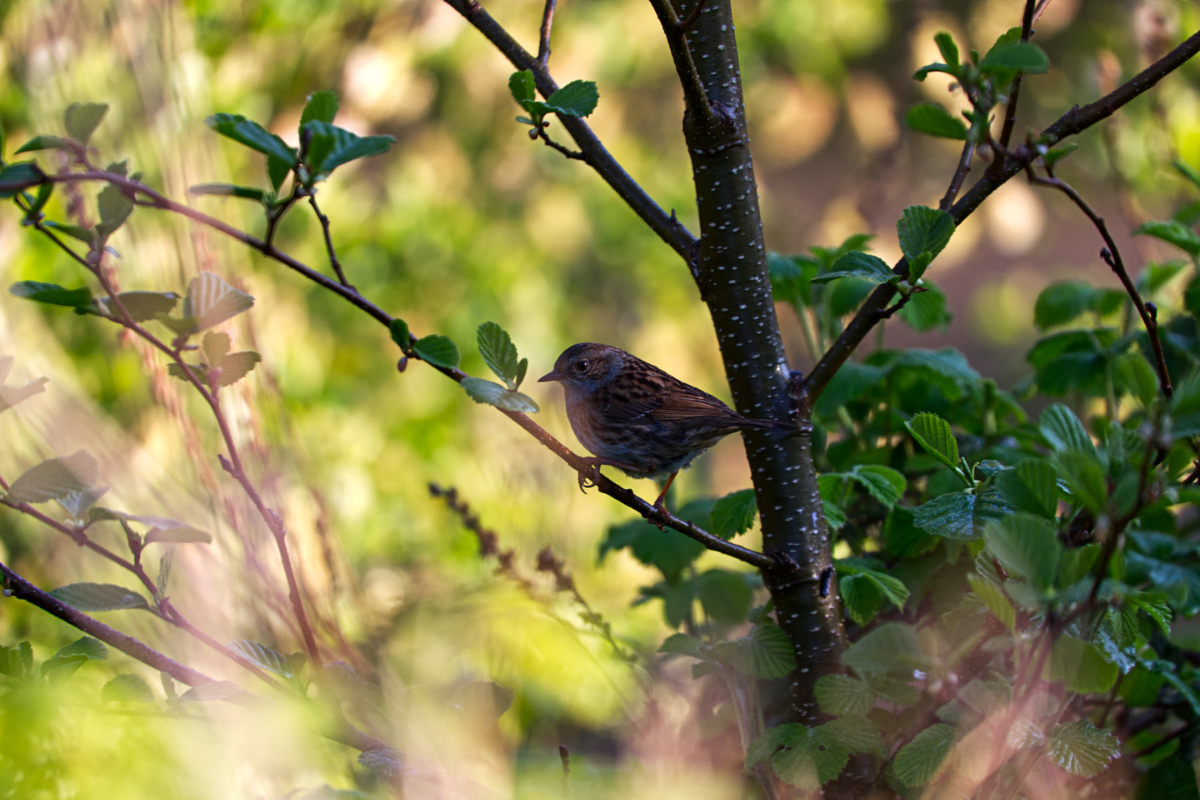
6 451 99 503
182 272 255 333
893 724 955 787
102 673 155 703
710 489 758 538
205 113 297 165
906 412 958 468
49 582 150 612
460 377 539 413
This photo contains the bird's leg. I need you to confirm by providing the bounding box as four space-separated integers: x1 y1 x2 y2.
651 471 679 513
576 457 640 493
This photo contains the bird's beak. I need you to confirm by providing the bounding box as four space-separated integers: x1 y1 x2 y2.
538 368 563 383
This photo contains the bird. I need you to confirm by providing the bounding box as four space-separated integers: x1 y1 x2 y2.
538 343 792 509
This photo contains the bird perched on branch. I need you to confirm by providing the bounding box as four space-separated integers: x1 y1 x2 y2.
539 342 792 509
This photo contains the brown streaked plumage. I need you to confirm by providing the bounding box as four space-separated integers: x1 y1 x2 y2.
538 343 790 507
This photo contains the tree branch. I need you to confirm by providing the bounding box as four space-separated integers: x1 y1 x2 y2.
439 0 698 261
803 27 1200 407
536 0 556 68
1028 173 1173 398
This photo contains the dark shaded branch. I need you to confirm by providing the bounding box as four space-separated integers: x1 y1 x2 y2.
803 27 1200 407
439 0 698 261
536 126 586 160
1028 173 1173 398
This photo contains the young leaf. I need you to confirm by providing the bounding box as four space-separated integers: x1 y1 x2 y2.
49 582 150 611
182 271 255 333
906 412 959 468
229 640 296 678
389 318 412 352
213 351 261 387
914 491 983 540
710 489 758 538
1039 403 1094 454
849 465 906 508
188 183 268 202
0 161 45 199
1047 721 1119 777
934 32 959 69
1134 220 1200 256
813 251 895 284
460 376 539 413
96 182 134 238
10 281 93 310
143 519 212 545
102 673 156 703
546 80 599 117
476 321 519 384
300 90 339 126
5 451 99 503
42 220 98 246
54 486 110 519
508 70 536 105
53 636 108 662
897 205 955 262
301 121 395 176
205 113 297 166
658 632 707 659
14 135 72 154
979 34 1049 75
893 724 956 787
413 334 460 369
905 103 967 140
64 102 109 144
94 291 180 322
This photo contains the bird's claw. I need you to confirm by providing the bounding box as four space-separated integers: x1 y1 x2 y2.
577 460 603 493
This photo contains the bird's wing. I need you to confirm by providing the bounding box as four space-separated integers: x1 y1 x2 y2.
599 364 738 425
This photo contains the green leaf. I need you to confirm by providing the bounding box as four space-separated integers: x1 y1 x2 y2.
710 489 758 538
934 32 959 68
229 640 297 678
179 680 242 703
1047 720 1119 777
913 62 958 82
905 103 967 140
94 291 180 322
914 491 982 540
389 318 411 351
546 80 599 117
187 183 268 201
893 724 956 787
5 451 99 503
460 376 539 413
214 351 260 387
1048 636 1118 693
0 161 45 199
1040 403 1095 454
300 90 339 126
413 335 460 369
897 205 955 262
906 412 958 468
1034 281 1100 330
508 70 536 104
736 624 797 679
1056 449 1107 512
841 574 884 626
102 673 155 703
476 321 519 384
1043 142 1079 170
984 515 1062 592
813 251 894 284
181 272 255 334
53 636 108 662
10 281 93 309
142 519 212 545
850 465 906 508
96 182 134 238
301 121 394 176
884 506 937 558
1137 755 1200 800
968 574 1015 630
205 113 297 166
842 622 923 675
1134 220 1200 256
267 155 291 192
898 285 952 332
64 102 108 144
814 674 875 715
49 582 150 612
979 35 1049 75
14 135 72 154
604 518 705 581
995 459 1059 519
658 632 707 659
41 220 97 247
1115 352 1160 406
771 725 849 790
0 642 33 679
696 569 754 625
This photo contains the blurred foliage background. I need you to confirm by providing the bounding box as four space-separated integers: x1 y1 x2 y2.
1 0 1199 797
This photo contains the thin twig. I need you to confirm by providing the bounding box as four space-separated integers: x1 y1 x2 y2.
536 126 587 160
989 0 1039 171
307 192 353 287
680 0 709 32
536 0 557 68
1029 173 1173 398
939 143 976 211
439 0 698 260
802 28 1200 408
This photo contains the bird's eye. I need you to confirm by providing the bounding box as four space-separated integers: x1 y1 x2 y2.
573 359 589 373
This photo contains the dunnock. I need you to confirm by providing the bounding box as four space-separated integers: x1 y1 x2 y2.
539 343 790 508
